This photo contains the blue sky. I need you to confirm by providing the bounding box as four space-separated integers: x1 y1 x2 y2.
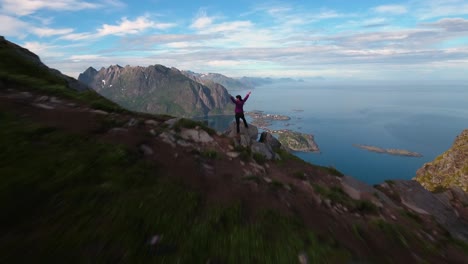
1 0 468 81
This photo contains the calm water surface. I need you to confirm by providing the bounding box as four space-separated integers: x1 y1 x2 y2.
202 83 468 185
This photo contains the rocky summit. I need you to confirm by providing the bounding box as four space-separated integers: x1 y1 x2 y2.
1 36 468 263
78 65 234 117
415 129 468 192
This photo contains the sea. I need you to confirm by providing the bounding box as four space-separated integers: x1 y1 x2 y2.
198 82 468 185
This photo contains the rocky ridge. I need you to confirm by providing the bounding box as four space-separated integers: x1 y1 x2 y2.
415 129 468 192
78 65 234 117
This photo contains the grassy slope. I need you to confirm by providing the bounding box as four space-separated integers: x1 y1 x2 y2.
0 41 350 262
0 111 350 263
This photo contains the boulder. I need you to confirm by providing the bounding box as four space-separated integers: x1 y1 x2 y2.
259 132 281 150
224 121 258 141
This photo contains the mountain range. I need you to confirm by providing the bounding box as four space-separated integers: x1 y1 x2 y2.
78 65 234 117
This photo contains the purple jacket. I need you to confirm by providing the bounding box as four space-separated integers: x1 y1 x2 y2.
230 93 250 114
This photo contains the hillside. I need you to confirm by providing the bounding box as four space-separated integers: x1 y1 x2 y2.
415 129 468 192
1 36 468 263
78 65 233 118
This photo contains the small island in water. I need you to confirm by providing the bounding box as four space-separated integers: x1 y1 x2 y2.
353 144 423 157
245 111 319 152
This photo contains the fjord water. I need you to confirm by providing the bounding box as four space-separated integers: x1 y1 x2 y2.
207 82 468 185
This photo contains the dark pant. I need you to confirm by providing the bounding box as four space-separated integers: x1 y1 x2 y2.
235 113 248 133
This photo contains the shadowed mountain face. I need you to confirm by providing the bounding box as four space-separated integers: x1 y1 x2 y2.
0 36 88 92
78 65 233 117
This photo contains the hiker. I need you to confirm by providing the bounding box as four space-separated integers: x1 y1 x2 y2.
230 91 251 134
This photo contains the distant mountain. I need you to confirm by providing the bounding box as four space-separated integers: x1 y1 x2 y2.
181 71 304 91
415 129 468 192
181 71 252 90
79 65 234 117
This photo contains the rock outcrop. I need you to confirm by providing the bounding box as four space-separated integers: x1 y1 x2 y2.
278 130 320 152
78 65 233 117
415 129 468 192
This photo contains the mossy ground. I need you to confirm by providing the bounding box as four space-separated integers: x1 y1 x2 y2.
0 111 350 263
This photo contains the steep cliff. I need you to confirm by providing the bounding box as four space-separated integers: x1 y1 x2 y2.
78 65 233 117
415 129 468 192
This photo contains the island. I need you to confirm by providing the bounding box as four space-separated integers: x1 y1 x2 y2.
246 111 290 129
353 144 423 157
245 111 319 152
276 130 320 152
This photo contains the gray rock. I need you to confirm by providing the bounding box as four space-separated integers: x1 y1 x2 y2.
298 252 308 264
251 141 274 160
139 144 154 156
259 132 281 149
392 180 468 242
450 186 468 205
90 109 109 115
50 97 62 104
126 118 139 127
145 119 159 126
224 121 258 140
164 118 181 128
226 152 240 158
180 128 213 143
33 103 55 110
35 95 49 102
159 132 176 148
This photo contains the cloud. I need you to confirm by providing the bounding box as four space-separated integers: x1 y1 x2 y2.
22 41 65 57
59 16 176 41
69 54 103 62
1 0 100 16
190 10 214 29
373 5 408 15
422 18 468 32
0 15 28 37
97 16 175 36
30 27 74 37
415 0 468 20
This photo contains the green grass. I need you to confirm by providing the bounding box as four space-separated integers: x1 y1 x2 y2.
201 149 219 159
315 165 344 177
252 152 267 164
0 111 351 263
312 184 378 214
292 171 307 180
370 219 409 249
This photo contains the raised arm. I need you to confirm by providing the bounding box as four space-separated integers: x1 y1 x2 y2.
230 95 236 103
243 91 251 101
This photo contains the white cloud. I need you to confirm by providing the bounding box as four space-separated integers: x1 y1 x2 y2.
422 18 468 32
22 41 64 57
190 11 214 29
69 54 102 62
97 16 175 36
0 15 28 37
415 0 468 20
373 5 408 15
30 27 74 37
1 0 100 16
